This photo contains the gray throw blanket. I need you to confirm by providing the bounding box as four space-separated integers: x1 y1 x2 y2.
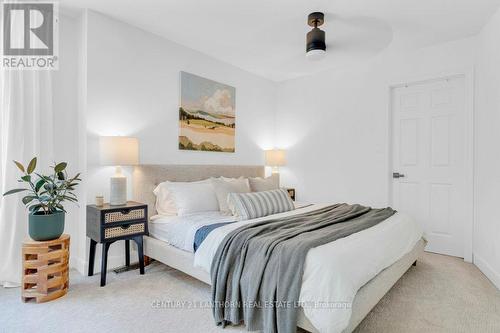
211 203 396 333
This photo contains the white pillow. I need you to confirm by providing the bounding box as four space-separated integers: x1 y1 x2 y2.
154 181 180 216
219 176 250 187
248 176 279 192
153 179 218 216
211 177 250 214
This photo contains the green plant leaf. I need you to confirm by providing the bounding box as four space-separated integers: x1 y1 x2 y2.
35 173 50 181
21 175 31 182
13 160 25 173
35 179 46 192
62 196 78 202
70 173 81 181
27 157 37 174
22 196 36 205
55 204 66 213
3 188 27 196
54 162 67 173
57 172 65 180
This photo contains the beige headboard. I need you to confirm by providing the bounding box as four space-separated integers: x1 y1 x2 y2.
132 164 266 218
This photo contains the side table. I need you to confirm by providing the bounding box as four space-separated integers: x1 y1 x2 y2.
22 234 70 303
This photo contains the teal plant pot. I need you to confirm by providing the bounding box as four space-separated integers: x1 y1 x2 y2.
28 211 65 241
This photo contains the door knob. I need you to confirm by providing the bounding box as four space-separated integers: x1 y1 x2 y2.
393 172 405 179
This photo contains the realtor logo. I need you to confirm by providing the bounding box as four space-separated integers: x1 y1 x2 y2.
2 2 58 69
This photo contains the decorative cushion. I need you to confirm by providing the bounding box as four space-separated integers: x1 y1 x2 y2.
211 177 251 214
248 176 279 192
227 188 294 220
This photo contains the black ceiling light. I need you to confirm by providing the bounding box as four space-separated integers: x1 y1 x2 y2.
306 12 326 60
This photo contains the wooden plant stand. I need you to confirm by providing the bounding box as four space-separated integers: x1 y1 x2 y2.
22 234 70 303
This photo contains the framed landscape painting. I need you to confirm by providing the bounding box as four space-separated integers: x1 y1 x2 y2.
179 71 235 152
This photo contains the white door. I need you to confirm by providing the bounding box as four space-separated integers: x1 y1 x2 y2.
391 76 471 258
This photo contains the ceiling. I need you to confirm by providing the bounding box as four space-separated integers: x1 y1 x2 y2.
61 0 500 81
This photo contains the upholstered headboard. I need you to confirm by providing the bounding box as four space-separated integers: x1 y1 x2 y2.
132 164 267 218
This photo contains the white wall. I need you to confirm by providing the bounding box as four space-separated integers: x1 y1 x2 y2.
276 28 500 289
275 38 477 208
83 11 277 270
473 8 500 289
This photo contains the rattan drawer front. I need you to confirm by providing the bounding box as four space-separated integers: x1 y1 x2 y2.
104 223 145 239
104 208 145 224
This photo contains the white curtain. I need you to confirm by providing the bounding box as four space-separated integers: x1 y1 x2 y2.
0 69 54 287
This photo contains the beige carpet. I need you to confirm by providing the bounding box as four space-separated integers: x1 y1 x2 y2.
1 252 499 333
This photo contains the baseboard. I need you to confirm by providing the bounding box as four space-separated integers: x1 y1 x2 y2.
474 254 500 290
70 251 138 276
71 255 87 275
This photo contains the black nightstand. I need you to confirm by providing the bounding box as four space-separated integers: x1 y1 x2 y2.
284 188 296 201
86 201 148 286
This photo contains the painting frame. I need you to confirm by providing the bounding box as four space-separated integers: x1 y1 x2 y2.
178 71 236 153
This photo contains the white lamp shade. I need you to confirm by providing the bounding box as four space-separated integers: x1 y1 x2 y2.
99 136 139 166
265 149 286 167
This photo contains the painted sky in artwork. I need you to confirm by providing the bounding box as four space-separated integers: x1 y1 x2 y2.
180 72 235 117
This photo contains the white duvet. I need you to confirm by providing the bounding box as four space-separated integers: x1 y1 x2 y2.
149 212 237 252
193 204 423 333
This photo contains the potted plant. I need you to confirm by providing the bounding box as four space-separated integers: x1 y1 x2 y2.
3 157 81 241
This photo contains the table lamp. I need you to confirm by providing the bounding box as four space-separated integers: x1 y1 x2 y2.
99 136 139 206
265 149 286 174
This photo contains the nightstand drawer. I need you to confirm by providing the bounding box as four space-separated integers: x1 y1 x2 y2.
104 208 145 224
104 222 145 239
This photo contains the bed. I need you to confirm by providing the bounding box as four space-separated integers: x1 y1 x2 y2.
133 164 425 333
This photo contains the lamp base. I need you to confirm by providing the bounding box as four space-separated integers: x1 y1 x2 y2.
110 176 127 206
270 172 280 188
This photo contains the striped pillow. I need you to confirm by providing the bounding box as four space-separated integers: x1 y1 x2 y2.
227 189 295 220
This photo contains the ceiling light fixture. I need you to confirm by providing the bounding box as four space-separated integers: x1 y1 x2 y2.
306 12 326 60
